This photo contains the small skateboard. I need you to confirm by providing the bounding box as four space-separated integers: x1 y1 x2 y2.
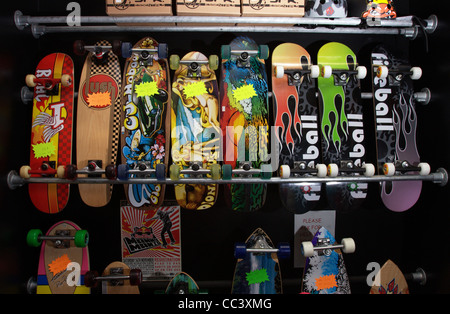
169 51 221 210
301 226 354 294
220 36 271 212
272 42 326 214
85 261 142 294
21 53 74 213
26 221 90 294
72 40 122 207
118 37 170 210
317 42 374 212
165 272 201 294
305 0 347 18
362 0 397 19
231 228 289 294
370 259 409 294
370 45 430 212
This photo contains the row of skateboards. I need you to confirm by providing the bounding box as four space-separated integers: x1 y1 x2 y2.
26 221 409 294
20 36 430 215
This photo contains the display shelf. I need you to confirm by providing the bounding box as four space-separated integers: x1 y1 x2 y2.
6 168 448 189
14 10 438 39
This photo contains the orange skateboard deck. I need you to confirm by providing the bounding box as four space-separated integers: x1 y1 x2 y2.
74 40 122 207
21 53 74 213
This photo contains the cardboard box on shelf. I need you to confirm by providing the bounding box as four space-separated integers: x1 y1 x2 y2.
241 0 304 22
106 0 174 25
176 0 241 26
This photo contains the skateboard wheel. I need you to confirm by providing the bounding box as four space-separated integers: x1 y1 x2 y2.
280 165 290 179
25 74 36 88
210 163 221 180
258 45 269 60
169 55 180 70
65 164 78 180
261 164 272 179
234 243 247 259
222 164 232 180
356 66 367 80
155 163 166 180
363 163 375 177
117 164 129 180
275 66 284 79
60 74 72 87
121 42 133 59
301 241 315 258
105 164 117 180
26 229 43 247
84 270 99 288
112 40 122 56
418 162 431 176
310 65 320 78
322 66 332 78
74 230 89 248
221 45 231 59
376 65 389 79
327 163 339 177
277 243 291 259
169 164 181 181
316 164 327 178
19 165 31 179
209 55 219 71
158 43 168 60
383 162 395 176
73 40 85 56
129 269 143 286
341 238 356 254
410 67 422 80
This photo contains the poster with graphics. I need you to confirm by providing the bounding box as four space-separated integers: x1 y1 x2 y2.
120 202 181 279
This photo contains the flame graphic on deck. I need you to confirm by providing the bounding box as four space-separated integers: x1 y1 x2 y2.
392 93 419 162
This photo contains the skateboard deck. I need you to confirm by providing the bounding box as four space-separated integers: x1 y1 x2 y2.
165 272 200 294
100 261 141 294
370 45 428 212
362 1 397 19
272 42 324 214
317 42 371 212
220 36 270 212
301 226 351 294
370 259 409 294
170 51 220 210
305 0 347 18
75 40 121 207
231 228 287 294
120 37 170 210
22 53 74 213
27 220 90 294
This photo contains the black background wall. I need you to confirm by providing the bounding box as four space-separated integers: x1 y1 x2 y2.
0 0 449 296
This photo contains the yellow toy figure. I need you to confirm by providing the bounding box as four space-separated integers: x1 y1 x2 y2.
362 0 397 19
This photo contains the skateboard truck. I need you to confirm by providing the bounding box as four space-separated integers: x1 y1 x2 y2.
222 162 272 180
221 44 269 68
275 65 320 85
25 74 72 95
19 161 57 179
84 267 143 288
374 65 422 86
322 65 367 86
327 161 376 177
280 162 327 179
122 41 168 66
117 163 166 180
26 228 89 248
383 160 431 176
301 237 355 258
169 162 221 180
234 235 290 259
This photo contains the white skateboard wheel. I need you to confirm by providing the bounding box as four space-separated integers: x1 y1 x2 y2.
60 74 72 87
356 66 367 79
301 241 315 258
410 67 422 80
275 66 284 79
327 163 339 177
363 163 375 177
25 74 36 88
341 238 356 254
316 163 327 178
280 165 290 179
310 65 320 78
20 165 31 179
383 162 395 176
418 162 431 176
376 65 389 79
322 65 332 78
57 165 66 179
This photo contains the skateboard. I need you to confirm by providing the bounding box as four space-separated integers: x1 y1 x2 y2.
26 220 90 294
165 272 200 294
85 261 142 294
370 45 430 212
362 0 397 19
231 228 289 294
305 0 347 18
118 37 170 210
72 40 121 207
317 42 374 212
272 43 326 214
370 259 409 294
20 53 74 213
301 226 354 294
220 36 271 212
169 51 221 210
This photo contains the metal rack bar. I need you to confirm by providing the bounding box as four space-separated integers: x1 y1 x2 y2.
6 168 448 190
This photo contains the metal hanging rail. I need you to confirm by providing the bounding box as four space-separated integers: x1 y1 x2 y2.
14 10 438 39
6 168 448 190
